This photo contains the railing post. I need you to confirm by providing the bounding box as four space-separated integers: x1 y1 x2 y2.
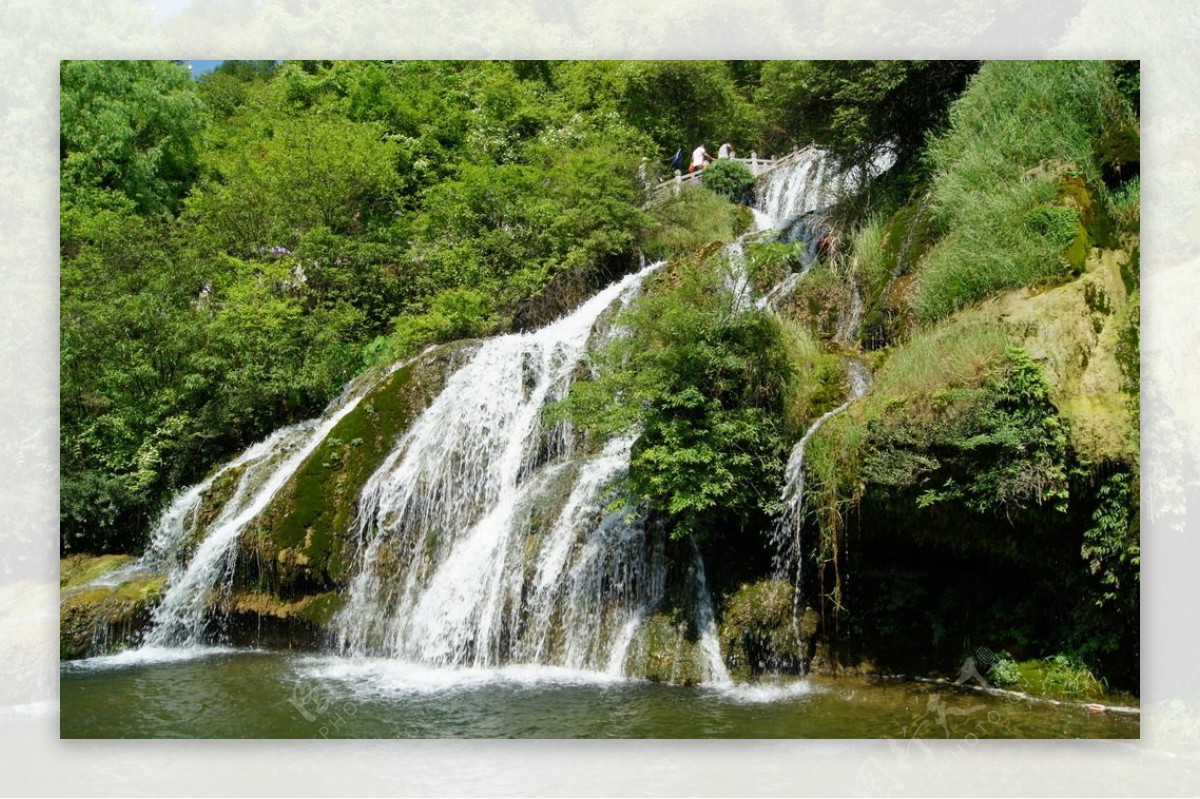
674 169 682 197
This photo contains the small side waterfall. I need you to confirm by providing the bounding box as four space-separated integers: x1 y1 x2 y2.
773 359 873 626
144 362 411 646
691 546 732 686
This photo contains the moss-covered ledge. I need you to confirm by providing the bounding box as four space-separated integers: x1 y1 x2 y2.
237 341 480 597
60 555 164 660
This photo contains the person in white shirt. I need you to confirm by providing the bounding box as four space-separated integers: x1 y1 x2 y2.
690 144 711 173
718 141 734 159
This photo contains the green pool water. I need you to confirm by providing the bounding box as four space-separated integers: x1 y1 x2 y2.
59 648 1138 739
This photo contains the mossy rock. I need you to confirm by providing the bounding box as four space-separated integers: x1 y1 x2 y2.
777 269 850 342
644 241 727 296
60 562 166 660
214 590 346 650
194 464 246 537
241 341 477 596
60 553 134 589
885 193 937 280
718 580 804 679
624 611 708 685
982 245 1137 466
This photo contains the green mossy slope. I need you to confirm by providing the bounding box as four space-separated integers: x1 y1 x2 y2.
240 342 478 597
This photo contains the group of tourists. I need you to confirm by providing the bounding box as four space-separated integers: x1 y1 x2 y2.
670 141 736 174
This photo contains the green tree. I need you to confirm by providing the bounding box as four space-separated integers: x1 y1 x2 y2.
186 115 401 252
60 60 208 215
555 61 759 160
756 60 978 169
558 260 793 543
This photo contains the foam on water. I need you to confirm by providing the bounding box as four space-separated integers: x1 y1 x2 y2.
295 656 624 697
708 679 818 703
62 644 245 671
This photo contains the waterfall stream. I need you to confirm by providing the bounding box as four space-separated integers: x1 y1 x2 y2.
772 359 873 622
122 150 869 684
144 360 416 647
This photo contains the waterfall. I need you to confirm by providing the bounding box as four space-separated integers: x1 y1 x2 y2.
836 282 865 345
721 238 757 312
755 147 838 230
755 144 895 238
773 359 873 623
330 261 667 670
143 360 412 647
118 146 880 682
691 546 732 685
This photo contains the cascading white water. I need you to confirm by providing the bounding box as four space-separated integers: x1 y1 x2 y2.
721 238 757 312
836 282 865 345
331 262 672 672
757 146 896 231
772 359 873 609
690 546 732 686
119 147 879 683
755 147 837 230
144 361 410 646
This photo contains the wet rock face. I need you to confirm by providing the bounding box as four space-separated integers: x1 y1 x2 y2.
60 555 165 659
215 591 345 650
718 580 805 679
231 342 479 597
59 346 476 660
623 612 708 685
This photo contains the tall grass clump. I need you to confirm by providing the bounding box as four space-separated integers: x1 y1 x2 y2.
640 188 746 261
778 318 845 433
868 318 1011 418
1110 175 1139 233
850 215 892 307
914 61 1131 322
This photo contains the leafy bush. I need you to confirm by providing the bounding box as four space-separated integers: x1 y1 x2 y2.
641 188 745 262
1080 471 1140 607
364 288 495 365
913 346 1071 516
555 258 793 543
743 240 803 295
702 158 755 201
986 652 1022 686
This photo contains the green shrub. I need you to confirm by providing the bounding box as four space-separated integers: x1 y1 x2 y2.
364 288 495 365
744 239 804 296
554 259 793 543
1016 654 1106 699
701 158 755 201
987 652 1022 686
641 188 743 262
